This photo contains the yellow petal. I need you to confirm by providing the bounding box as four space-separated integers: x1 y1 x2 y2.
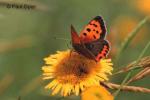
75 85 79 96
52 84 62 95
45 80 58 89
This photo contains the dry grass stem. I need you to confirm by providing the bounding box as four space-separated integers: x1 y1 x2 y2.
103 82 150 93
0 0 48 11
114 56 150 75
0 36 33 53
127 67 150 84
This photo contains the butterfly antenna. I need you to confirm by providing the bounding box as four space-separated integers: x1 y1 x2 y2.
53 36 70 41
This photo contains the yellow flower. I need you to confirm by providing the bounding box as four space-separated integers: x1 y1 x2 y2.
42 50 113 96
81 85 114 100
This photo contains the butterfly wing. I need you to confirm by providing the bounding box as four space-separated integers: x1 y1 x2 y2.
71 16 110 62
84 39 110 61
71 25 96 60
71 25 81 44
79 16 109 61
79 16 107 43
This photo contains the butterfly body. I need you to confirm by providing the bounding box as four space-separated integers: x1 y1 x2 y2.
71 16 110 62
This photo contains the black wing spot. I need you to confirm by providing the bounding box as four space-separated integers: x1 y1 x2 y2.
103 53 106 55
99 56 102 59
86 28 91 32
96 31 99 34
93 35 96 39
105 49 108 52
93 24 97 27
93 29 95 31
83 33 87 36
103 53 106 57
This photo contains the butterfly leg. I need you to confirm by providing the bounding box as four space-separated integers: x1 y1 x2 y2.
69 49 74 59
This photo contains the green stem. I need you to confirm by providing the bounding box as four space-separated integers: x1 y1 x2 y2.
113 16 150 98
113 41 150 98
113 72 131 97
137 41 150 61
116 16 150 63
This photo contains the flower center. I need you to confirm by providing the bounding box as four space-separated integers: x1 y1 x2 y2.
54 51 100 84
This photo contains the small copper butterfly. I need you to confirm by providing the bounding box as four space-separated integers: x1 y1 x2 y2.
71 16 110 62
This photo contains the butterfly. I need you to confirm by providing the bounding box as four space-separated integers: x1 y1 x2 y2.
71 16 110 62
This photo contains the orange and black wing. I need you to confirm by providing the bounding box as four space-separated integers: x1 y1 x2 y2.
79 16 107 43
71 16 110 62
71 25 96 60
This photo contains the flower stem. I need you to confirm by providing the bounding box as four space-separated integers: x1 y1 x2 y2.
113 40 150 98
137 41 150 61
115 16 150 63
113 72 131 98
104 82 150 93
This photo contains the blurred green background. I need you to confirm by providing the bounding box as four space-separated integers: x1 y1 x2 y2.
0 0 149 100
